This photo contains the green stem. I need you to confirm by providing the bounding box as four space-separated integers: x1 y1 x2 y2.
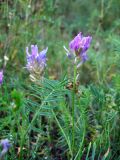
74 127 85 160
19 90 54 159
52 110 73 157
72 64 77 156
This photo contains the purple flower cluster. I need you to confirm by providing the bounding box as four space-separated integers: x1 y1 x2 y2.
0 70 3 85
0 139 11 158
26 45 48 78
65 32 92 63
25 33 92 79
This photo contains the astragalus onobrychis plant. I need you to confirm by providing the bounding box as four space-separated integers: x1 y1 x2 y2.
0 30 120 160
23 32 95 160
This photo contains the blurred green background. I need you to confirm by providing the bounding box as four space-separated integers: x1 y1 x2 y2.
0 1 120 159
0 0 120 84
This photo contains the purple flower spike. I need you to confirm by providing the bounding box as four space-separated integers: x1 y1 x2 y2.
0 139 11 158
69 32 92 62
26 45 48 79
0 70 3 85
69 32 83 51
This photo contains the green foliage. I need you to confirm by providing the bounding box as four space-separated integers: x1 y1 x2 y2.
0 0 120 159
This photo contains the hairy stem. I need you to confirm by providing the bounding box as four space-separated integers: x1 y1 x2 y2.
72 64 77 156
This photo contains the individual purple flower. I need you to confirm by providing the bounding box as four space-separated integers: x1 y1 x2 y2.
0 70 3 85
26 45 48 80
0 139 11 158
69 32 92 62
64 32 92 64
